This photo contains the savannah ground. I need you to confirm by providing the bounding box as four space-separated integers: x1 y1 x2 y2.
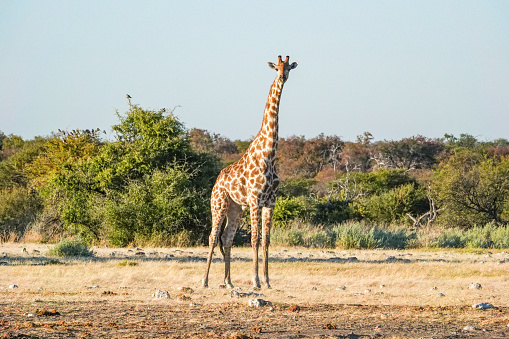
1 243 508 338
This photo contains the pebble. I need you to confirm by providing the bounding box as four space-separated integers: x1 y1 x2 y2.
152 290 170 299
463 325 478 331
469 283 482 290
230 290 262 298
248 298 267 307
177 286 194 294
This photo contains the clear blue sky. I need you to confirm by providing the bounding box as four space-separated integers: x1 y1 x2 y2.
1 1 508 142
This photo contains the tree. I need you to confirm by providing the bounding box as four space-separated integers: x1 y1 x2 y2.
433 151 509 228
374 136 444 170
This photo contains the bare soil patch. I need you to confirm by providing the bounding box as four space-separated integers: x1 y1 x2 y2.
1 244 508 338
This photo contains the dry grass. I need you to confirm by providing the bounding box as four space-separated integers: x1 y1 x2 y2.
1 243 508 308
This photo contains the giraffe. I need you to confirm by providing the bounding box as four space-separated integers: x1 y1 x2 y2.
202 55 298 289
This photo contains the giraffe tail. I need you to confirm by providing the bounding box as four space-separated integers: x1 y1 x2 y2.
218 225 226 259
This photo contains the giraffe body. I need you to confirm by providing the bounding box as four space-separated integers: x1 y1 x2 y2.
202 56 298 289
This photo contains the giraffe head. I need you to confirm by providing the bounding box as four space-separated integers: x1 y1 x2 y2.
267 55 298 83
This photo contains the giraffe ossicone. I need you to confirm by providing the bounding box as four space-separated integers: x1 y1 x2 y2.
202 55 298 289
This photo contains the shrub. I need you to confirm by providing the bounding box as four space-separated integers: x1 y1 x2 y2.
0 187 42 241
273 196 313 228
333 222 381 249
48 238 93 257
430 228 466 248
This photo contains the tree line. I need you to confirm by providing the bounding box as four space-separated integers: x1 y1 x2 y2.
1 105 509 246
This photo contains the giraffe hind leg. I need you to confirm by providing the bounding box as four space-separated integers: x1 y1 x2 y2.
221 201 243 289
202 191 228 288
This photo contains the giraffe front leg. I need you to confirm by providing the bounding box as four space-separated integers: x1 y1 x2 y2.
261 206 273 289
250 205 261 289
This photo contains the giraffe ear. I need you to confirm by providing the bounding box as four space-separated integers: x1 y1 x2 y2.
290 62 298 69
267 62 277 70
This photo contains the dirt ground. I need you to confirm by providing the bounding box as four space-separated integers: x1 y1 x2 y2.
1 244 508 338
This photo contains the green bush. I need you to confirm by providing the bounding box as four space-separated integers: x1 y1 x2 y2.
0 187 42 241
48 238 93 257
333 222 415 249
273 196 313 228
430 228 466 248
363 184 427 224
333 222 381 249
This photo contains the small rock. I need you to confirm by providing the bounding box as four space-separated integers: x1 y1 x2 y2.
288 304 300 313
152 290 170 299
230 290 261 298
469 283 482 290
9 284 18 289
248 298 267 307
176 295 191 301
35 309 60 316
177 286 194 294
463 325 478 331
473 302 495 310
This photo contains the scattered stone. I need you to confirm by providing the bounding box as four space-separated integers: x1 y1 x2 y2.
337 286 347 290
469 283 482 290
230 290 261 298
177 286 194 294
176 295 192 301
152 290 170 299
473 303 495 310
288 304 300 313
35 309 60 316
248 298 267 307
463 325 479 331
9 284 18 289
102 291 117 295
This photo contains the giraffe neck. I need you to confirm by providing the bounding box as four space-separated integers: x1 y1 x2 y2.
249 78 284 161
